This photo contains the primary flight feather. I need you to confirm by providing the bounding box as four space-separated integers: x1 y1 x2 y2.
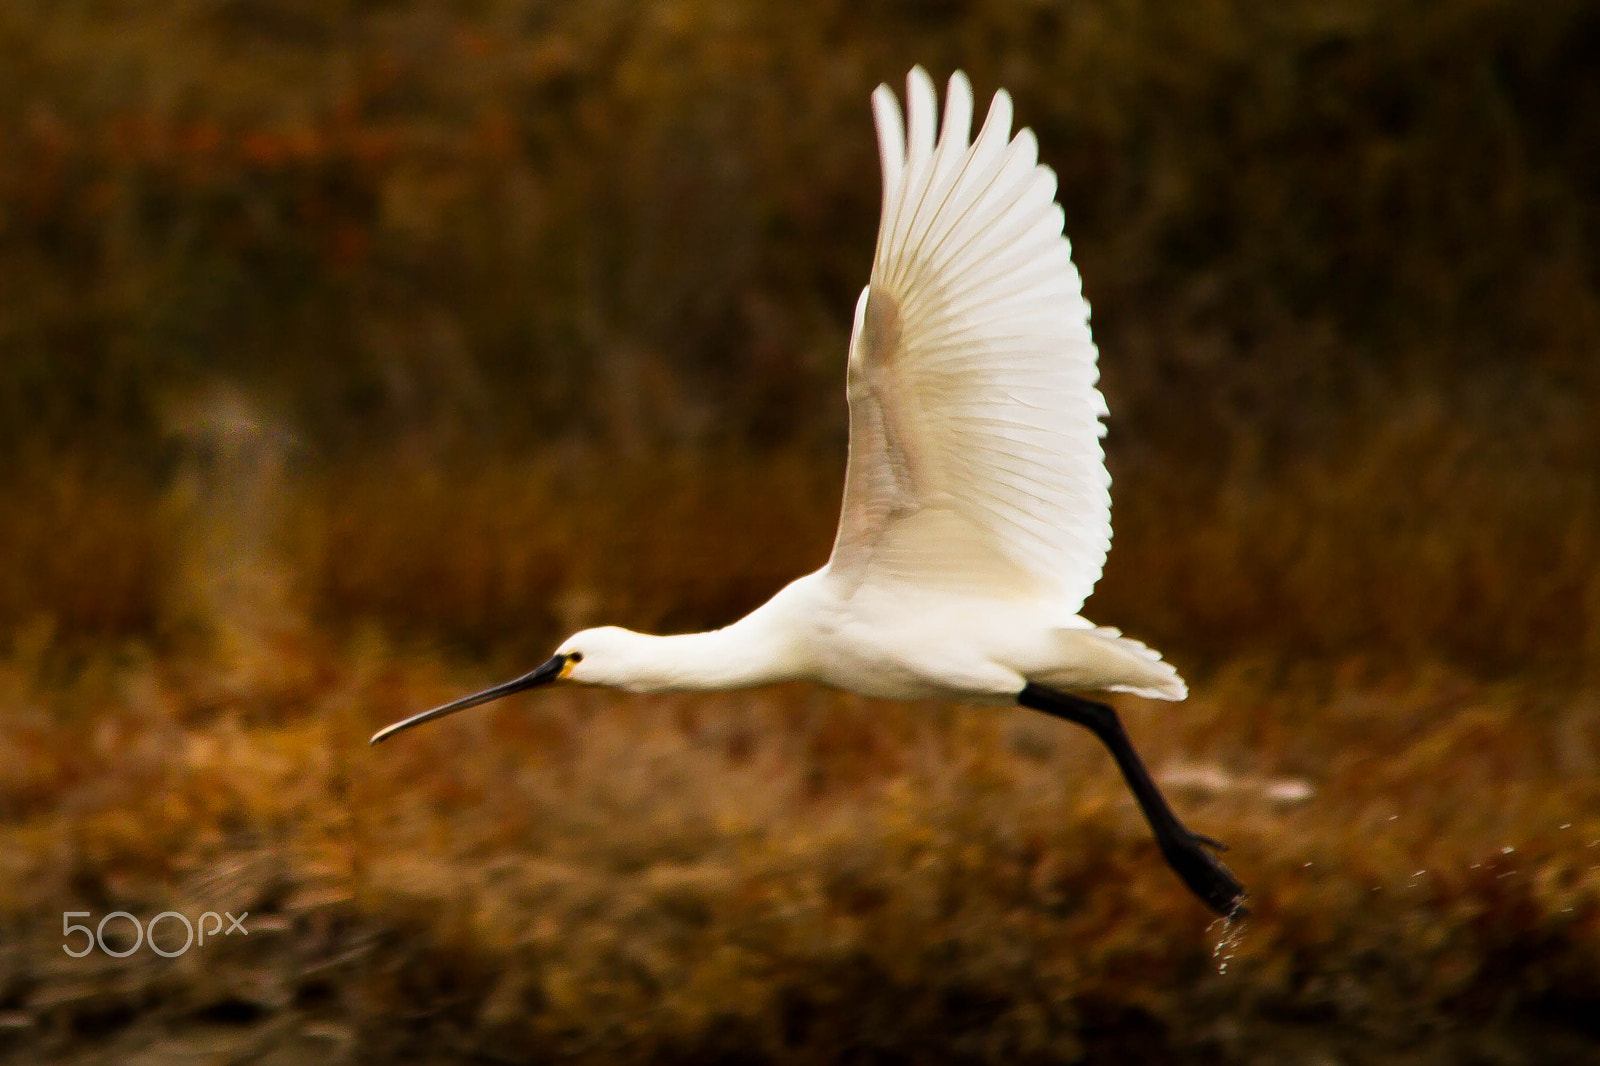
372 68 1245 918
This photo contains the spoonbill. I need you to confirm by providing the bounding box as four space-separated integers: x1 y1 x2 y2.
372 68 1245 917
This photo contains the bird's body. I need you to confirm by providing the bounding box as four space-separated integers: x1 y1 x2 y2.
373 68 1246 918
570 573 1181 705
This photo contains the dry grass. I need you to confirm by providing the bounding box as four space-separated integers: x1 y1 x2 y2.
1 628 1597 1064
0 429 1597 1062
0 339 1597 1066
5 387 1595 685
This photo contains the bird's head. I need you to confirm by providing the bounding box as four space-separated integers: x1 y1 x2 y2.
368 625 656 745
551 625 648 686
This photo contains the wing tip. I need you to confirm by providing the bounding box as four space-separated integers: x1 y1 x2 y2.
989 88 1014 136
871 83 906 200
939 70 974 152
905 65 939 163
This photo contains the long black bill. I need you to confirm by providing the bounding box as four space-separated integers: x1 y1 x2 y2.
369 653 569 746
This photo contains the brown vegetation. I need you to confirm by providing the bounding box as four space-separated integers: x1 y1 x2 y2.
1 0 1598 1062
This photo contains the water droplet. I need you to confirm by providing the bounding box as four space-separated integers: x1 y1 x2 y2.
1209 912 1247 975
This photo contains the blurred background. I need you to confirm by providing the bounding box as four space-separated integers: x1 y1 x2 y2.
1 0 1597 1062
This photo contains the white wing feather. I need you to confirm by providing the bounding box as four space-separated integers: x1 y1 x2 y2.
826 68 1111 611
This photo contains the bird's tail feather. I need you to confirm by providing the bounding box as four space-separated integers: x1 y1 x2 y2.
1038 626 1188 701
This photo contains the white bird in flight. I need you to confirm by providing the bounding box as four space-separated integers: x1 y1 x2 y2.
373 68 1245 917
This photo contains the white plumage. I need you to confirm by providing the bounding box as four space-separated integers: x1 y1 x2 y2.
821 67 1181 704
372 69 1243 917
843 68 1109 611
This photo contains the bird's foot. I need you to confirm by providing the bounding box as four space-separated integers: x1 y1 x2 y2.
1159 828 1248 918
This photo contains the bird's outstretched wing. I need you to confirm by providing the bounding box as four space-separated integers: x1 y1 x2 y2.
825 68 1111 611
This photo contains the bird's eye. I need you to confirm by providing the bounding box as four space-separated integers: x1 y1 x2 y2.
568 651 583 663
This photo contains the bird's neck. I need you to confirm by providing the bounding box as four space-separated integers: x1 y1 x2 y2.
611 580 816 693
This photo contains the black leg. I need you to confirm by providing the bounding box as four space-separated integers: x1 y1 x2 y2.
1018 683 1247 918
